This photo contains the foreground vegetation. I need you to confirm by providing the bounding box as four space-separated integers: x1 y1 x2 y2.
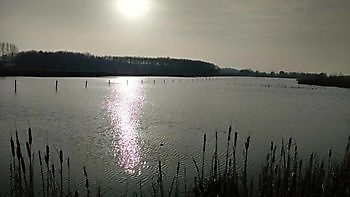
5 127 350 196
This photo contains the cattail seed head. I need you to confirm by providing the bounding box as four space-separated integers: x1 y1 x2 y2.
16 142 22 160
21 156 26 174
10 135 15 157
38 151 43 166
15 130 19 146
15 131 22 159
45 145 49 165
28 127 32 145
288 137 292 150
245 136 251 149
52 164 55 178
85 178 89 188
59 150 63 164
26 141 31 158
280 139 284 156
203 134 206 152
83 166 87 177
234 132 238 147
228 126 232 141
271 142 274 151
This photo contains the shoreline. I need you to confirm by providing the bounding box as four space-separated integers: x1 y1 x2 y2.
2 72 350 89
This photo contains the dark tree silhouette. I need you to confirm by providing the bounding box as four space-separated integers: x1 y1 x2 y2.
1 50 220 77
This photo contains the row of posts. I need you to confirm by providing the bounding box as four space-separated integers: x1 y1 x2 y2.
13 77 221 92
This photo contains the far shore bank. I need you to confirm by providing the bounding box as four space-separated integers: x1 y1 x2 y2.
1 70 349 89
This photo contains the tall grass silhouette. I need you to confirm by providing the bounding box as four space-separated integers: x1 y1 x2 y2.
7 127 350 196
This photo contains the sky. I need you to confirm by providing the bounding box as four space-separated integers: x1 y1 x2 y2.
0 0 349 74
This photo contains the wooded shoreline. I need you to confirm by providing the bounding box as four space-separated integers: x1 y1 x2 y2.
1 50 349 88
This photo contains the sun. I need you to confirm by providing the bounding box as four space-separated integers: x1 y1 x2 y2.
117 0 149 18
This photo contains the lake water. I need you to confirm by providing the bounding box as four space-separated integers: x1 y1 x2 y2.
0 76 349 196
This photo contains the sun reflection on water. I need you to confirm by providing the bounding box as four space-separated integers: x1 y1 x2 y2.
106 79 145 174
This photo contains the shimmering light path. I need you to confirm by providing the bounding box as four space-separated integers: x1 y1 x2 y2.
106 79 145 174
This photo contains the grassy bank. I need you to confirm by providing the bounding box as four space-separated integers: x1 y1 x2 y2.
4 127 350 196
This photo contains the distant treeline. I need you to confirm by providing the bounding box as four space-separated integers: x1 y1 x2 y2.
219 68 350 88
0 43 349 88
297 73 350 88
218 67 306 78
0 50 220 77
0 51 308 78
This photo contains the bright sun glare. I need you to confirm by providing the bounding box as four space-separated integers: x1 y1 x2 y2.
117 0 149 18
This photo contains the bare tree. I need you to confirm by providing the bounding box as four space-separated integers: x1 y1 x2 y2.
0 42 19 57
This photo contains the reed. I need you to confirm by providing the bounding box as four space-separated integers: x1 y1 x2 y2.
158 160 164 197
24 127 34 197
232 131 238 194
213 132 218 181
175 162 180 197
139 180 142 197
191 132 349 197
9 128 87 197
45 145 50 196
243 136 250 197
224 126 231 180
183 167 187 197
83 166 90 197
67 157 71 195
38 151 45 197
201 134 206 192
7 127 350 197
59 150 63 197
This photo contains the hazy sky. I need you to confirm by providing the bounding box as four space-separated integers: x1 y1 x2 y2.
1 0 349 74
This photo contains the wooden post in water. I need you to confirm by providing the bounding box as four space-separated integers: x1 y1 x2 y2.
55 80 58 91
85 80 88 88
127 80 128 85
154 80 155 84
108 80 110 86
141 80 143 84
14 80 17 93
